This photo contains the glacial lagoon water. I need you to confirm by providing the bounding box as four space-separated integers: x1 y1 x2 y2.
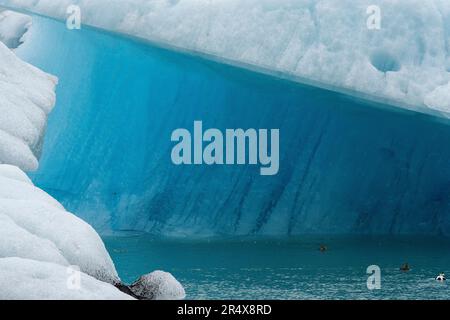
104 235 450 300
14 15 450 299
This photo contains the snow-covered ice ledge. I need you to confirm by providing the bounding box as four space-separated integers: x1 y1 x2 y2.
0 164 186 299
0 32 56 171
0 12 185 300
0 172 132 299
0 0 449 114
0 9 57 172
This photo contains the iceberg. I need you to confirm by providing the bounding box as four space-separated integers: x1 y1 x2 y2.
425 82 450 113
0 0 449 113
0 165 120 284
0 37 57 171
1 0 448 300
12 12 450 237
0 164 186 299
128 271 186 300
0 16 185 299
0 164 125 298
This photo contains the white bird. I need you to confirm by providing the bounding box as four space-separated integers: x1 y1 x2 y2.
436 273 446 281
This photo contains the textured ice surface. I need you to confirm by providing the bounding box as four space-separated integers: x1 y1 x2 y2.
0 257 132 300
0 40 57 171
1 0 449 113
129 271 186 300
0 9 31 48
425 82 450 113
0 165 185 299
0 164 121 285
0 165 184 300
0 163 32 183
0 164 129 299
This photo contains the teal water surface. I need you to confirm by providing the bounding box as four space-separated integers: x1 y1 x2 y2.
104 235 450 299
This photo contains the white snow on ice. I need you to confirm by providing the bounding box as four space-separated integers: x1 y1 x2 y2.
0 164 130 299
0 177 121 284
0 16 57 171
130 271 186 300
0 0 449 113
425 82 450 113
0 164 186 299
0 257 133 300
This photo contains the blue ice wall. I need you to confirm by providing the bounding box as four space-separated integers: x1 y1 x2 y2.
17 16 450 236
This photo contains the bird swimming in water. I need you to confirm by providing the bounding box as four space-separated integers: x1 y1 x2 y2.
400 263 410 272
436 273 446 281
